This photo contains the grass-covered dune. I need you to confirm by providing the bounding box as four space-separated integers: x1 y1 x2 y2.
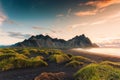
0 48 61 71
0 48 95 71
48 54 71 64
65 56 95 68
0 51 48 71
74 63 120 80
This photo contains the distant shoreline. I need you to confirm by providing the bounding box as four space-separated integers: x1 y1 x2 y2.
63 48 120 62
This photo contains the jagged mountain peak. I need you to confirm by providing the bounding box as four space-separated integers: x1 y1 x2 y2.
29 34 52 40
12 34 95 48
69 34 88 41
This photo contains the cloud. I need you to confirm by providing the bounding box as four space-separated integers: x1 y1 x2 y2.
32 26 56 33
50 29 56 33
0 4 7 26
71 23 88 28
108 11 120 19
70 20 107 29
66 8 72 17
56 8 72 17
94 11 120 24
8 32 32 39
85 0 120 9
56 14 64 17
90 20 107 25
32 26 45 30
0 10 23 26
87 11 120 26
0 7 21 26
75 0 120 16
0 12 7 26
68 8 72 14
75 9 98 16
0 6 23 26
32 26 51 31
4 20 23 26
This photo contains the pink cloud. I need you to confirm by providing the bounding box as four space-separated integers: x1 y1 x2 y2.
0 12 7 25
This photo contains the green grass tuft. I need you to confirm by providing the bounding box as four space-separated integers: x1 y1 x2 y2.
71 56 95 63
65 60 84 68
48 54 70 64
74 63 120 80
0 57 48 71
100 61 120 68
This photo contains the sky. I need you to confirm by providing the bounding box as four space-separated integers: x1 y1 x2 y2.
0 0 120 45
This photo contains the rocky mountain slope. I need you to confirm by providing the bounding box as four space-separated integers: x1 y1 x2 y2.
12 34 96 48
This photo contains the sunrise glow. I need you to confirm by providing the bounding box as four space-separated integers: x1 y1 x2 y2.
0 0 120 45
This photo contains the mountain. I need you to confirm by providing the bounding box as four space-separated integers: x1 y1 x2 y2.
12 34 97 48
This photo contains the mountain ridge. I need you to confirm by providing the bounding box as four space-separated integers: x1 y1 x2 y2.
12 34 97 48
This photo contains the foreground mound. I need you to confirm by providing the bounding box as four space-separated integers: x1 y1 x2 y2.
34 72 66 80
48 54 70 64
65 56 95 68
74 64 120 80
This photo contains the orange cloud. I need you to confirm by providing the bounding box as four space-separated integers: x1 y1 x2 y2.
75 0 120 16
85 0 120 9
75 9 98 16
